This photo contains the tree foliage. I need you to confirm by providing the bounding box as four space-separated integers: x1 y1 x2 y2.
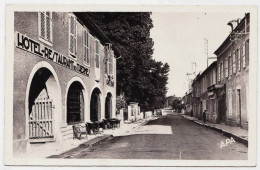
86 12 170 111
171 99 184 112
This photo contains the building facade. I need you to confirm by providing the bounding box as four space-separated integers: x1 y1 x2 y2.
191 62 217 121
214 13 250 129
13 12 119 155
190 13 250 130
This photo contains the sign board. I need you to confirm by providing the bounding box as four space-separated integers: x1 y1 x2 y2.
15 32 90 77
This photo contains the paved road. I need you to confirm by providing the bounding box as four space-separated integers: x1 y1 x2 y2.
52 113 248 160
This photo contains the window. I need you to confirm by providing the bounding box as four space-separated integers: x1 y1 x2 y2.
69 14 77 58
95 39 100 68
221 62 224 80
232 51 236 73
218 64 220 82
83 30 90 65
38 12 52 44
237 48 241 71
242 42 246 68
225 58 228 78
229 56 232 76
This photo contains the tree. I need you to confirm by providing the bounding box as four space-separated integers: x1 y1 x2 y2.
171 99 184 112
86 12 170 111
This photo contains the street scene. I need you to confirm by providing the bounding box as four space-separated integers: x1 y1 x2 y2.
7 5 256 166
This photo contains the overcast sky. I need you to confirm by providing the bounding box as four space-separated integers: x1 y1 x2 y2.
150 12 247 97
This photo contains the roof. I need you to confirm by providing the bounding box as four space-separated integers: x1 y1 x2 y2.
73 12 121 58
193 61 217 84
214 13 250 56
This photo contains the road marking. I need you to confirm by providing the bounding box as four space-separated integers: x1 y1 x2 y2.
179 151 182 160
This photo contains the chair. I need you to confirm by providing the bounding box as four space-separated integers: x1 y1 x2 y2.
72 124 87 140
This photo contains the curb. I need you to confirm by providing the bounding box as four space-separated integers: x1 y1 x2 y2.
140 116 158 126
79 135 114 148
181 115 248 147
48 135 113 158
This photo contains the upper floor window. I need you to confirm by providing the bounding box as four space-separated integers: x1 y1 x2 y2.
69 14 77 59
237 48 241 72
38 12 52 44
83 29 90 65
232 50 236 73
95 39 100 68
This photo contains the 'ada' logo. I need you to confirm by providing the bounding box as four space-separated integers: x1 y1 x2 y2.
220 137 235 148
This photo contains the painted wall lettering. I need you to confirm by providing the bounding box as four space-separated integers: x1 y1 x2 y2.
15 31 90 77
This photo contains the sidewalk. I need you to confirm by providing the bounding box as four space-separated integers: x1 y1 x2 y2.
24 116 156 158
181 114 248 147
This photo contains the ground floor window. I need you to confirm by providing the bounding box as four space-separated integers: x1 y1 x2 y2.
67 82 84 124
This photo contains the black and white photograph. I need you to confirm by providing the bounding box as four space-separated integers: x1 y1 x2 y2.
3 3 258 167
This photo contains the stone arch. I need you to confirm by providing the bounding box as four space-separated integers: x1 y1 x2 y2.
25 61 62 142
90 87 103 121
65 76 89 124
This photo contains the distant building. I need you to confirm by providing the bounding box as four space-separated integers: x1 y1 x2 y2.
13 12 120 155
191 61 218 121
183 92 192 116
214 13 250 129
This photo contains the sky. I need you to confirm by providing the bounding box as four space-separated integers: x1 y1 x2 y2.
150 12 247 97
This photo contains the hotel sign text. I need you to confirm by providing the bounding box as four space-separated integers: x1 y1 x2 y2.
15 32 89 77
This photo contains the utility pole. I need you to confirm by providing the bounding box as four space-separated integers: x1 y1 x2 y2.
204 38 208 67
204 38 217 67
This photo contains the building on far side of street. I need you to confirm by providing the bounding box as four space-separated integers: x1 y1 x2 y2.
183 92 192 116
214 13 250 129
196 61 218 121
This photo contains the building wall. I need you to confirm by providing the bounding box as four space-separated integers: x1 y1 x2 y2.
13 12 117 155
216 17 249 129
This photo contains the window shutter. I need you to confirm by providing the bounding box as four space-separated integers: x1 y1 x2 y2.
104 50 108 74
108 51 113 75
229 56 232 76
238 48 241 71
86 32 90 64
225 59 228 78
69 15 77 58
40 12 45 38
242 43 246 68
233 51 236 73
46 12 51 41
246 40 249 66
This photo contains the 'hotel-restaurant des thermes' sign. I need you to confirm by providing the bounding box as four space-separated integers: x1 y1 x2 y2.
15 32 90 77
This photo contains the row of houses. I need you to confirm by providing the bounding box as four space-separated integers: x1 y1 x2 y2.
13 12 120 155
183 13 250 130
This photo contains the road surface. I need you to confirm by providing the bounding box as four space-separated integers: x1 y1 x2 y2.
51 113 247 160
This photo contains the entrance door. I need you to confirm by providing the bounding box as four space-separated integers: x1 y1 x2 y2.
218 94 226 123
237 89 241 126
105 93 112 119
67 82 84 124
90 88 101 121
